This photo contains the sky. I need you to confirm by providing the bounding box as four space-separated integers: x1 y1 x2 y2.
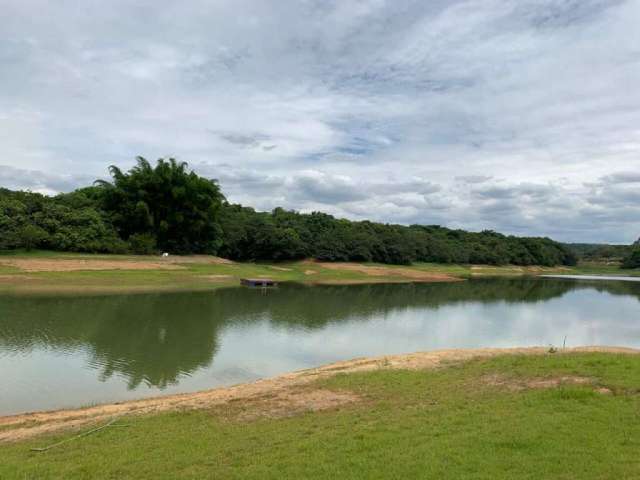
1 0 639 243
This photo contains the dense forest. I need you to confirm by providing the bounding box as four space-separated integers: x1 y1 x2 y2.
0 156 616 267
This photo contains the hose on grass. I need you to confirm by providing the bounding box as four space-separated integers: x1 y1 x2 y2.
30 417 129 452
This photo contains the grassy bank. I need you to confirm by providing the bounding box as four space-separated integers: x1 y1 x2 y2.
2 351 639 479
0 250 635 295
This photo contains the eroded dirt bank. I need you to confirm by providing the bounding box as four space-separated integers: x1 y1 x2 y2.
1 346 637 443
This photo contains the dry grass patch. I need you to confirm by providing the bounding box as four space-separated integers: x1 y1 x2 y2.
228 388 360 422
482 373 595 391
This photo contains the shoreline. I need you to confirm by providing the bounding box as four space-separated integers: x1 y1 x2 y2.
2 345 638 443
0 252 636 296
0 255 467 295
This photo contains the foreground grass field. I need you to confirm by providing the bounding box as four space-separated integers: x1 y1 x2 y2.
2 352 639 479
0 250 635 295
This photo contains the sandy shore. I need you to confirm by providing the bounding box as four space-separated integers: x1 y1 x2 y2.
1 346 638 443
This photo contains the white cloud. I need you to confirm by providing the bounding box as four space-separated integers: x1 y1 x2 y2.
1 0 639 242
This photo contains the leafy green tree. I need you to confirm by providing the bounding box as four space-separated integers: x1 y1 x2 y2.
1 188 127 253
622 248 640 269
96 157 225 254
0 196 25 250
18 224 48 251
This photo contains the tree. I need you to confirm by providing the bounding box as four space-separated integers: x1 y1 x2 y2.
622 248 640 269
0 196 25 250
18 224 48 251
96 157 225 254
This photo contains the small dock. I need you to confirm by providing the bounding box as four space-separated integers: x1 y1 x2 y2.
241 278 278 287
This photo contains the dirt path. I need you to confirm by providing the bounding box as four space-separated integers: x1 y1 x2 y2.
1 346 636 443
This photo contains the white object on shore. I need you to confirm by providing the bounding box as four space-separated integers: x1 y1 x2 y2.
162 252 169 257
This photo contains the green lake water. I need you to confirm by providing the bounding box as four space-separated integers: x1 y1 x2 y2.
1 277 639 415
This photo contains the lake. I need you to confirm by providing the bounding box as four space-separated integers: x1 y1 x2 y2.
1 277 640 416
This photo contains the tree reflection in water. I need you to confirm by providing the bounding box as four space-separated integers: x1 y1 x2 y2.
1 278 639 389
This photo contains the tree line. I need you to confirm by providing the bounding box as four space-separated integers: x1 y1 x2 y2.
0 157 587 266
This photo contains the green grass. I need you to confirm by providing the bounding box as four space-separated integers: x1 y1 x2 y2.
2 352 640 479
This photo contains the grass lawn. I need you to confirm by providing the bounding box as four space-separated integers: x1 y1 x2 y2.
2 352 639 479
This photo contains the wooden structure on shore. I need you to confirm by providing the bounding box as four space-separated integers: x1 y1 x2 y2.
241 278 278 287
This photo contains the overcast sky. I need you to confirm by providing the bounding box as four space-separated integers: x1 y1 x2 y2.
2 0 639 243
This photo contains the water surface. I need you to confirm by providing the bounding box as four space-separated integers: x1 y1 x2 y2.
541 274 640 282
1 277 639 415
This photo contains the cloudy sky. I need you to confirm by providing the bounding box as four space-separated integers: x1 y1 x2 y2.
2 0 639 243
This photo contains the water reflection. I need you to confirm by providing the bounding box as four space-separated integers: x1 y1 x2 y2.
1 294 224 389
1 278 639 414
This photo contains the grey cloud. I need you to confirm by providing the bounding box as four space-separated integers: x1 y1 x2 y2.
477 200 521 216
217 133 273 149
0 165 92 193
219 134 262 147
289 171 368 204
520 0 624 29
600 172 640 185
196 163 285 194
473 183 554 201
370 179 442 196
588 186 640 206
456 175 493 184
